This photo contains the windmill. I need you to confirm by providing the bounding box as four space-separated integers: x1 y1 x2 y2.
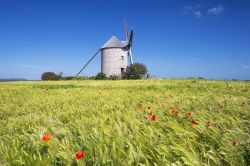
75 20 134 77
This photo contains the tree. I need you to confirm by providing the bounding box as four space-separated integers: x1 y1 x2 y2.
123 63 148 79
41 72 59 80
95 72 107 80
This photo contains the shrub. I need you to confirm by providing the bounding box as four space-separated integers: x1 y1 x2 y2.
123 63 148 79
74 76 88 80
95 72 107 80
63 76 74 80
109 74 120 80
41 72 60 81
88 76 96 80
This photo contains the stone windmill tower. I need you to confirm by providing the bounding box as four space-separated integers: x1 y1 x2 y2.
76 20 134 77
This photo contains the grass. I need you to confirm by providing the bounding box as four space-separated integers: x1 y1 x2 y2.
0 79 249 165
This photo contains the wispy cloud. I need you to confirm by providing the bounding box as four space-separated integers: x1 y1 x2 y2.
207 4 224 15
183 4 202 18
243 65 250 69
183 4 224 18
194 11 202 18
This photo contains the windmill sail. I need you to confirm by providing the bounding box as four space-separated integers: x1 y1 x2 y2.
124 19 129 41
124 20 134 65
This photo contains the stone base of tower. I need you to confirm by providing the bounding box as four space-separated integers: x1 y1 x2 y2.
101 48 128 77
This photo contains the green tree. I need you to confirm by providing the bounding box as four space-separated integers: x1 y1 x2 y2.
41 72 59 80
123 63 148 79
95 72 107 80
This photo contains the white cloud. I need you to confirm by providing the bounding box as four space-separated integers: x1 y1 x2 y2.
183 4 225 18
207 4 224 15
194 11 202 18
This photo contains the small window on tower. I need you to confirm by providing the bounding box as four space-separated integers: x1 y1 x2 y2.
121 56 124 60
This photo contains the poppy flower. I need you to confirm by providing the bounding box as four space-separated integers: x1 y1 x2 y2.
151 115 156 121
75 150 85 160
190 120 198 125
42 133 51 142
187 112 192 116
171 109 176 114
232 140 237 146
171 109 179 115
138 103 143 109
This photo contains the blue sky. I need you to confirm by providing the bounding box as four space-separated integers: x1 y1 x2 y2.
0 0 249 80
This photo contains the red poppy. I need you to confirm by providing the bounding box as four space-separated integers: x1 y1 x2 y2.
190 120 198 125
138 103 143 109
151 115 156 121
232 140 237 146
75 150 85 160
187 112 192 116
171 109 177 114
42 133 51 142
149 111 153 116
171 109 179 115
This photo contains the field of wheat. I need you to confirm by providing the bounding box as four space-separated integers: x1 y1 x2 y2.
0 79 249 165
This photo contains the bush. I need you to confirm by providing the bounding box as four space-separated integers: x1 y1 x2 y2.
123 63 148 79
88 76 96 80
41 72 60 81
95 72 107 80
63 76 74 80
74 76 88 80
109 74 120 80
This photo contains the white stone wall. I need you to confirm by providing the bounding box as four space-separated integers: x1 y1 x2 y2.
101 48 128 77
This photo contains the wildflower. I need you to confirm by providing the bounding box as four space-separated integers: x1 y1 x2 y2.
232 140 237 146
42 133 51 142
149 111 153 116
151 115 156 121
138 103 143 109
171 109 177 114
187 112 192 116
75 150 85 160
190 120 198 125
171 109 178 115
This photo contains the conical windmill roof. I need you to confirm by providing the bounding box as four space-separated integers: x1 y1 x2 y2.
100 36 127 49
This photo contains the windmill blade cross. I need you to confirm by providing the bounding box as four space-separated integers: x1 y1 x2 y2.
75 49 100 78
129 49 134 64
124 19 129 41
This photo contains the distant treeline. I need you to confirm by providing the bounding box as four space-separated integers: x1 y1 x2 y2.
0 78 27 82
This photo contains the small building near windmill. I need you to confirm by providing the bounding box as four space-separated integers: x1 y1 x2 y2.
100 36 128 77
